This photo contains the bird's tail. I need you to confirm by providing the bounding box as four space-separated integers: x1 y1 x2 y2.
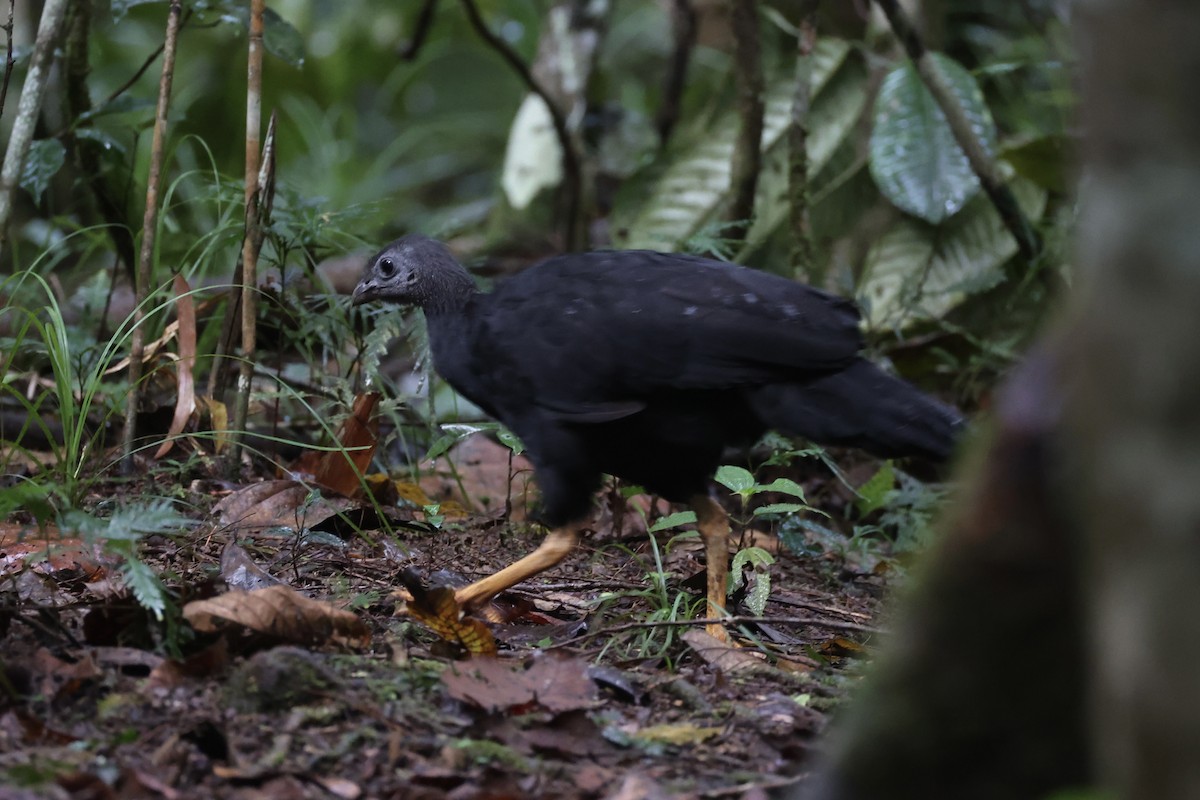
748 359 964 462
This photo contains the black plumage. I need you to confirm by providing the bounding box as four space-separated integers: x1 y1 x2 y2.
354 235 962 639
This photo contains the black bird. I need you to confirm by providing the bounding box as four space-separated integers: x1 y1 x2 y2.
354 236 962 640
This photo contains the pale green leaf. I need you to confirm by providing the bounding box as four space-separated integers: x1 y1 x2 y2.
855 462 895 517
858 176 1047 329
869 53 997 223
20 140 66 203
714 465 756 494
649 510 697 532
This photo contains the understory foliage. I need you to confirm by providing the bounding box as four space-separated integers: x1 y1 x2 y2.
0 2 1071 618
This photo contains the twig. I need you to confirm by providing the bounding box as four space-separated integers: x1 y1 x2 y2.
121 0 184 473
726 0 765 243
0 0 70 255
874 0 1041 263
400 0 438 60
457 0 583 250
0 0 15 118
228 0 267 470
559 614 882 647
789 3 818 279
656 0 695 146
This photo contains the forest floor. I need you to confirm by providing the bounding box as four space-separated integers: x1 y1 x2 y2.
0 433 915 800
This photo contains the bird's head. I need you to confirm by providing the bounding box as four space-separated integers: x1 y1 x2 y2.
353 235 476 312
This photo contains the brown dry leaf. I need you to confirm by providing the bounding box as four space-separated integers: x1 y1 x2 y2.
155 274 197 459
220 541 280 590
34 647 102 703
147 637 231 688
312 776 362 800
441 652 599 713
403 574 497 656
213 479 353 534
182 585 370 648
312 392 380 498
0 523 107 581
681 629 764 672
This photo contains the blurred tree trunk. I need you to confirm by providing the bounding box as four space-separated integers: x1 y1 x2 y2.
1069 0 1200 795
790 0 1200 796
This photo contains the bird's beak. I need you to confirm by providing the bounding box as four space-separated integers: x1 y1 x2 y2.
352 280 377 305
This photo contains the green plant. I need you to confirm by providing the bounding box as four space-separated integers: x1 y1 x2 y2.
0 267 167 506
62 499 195 620
595 530 702 663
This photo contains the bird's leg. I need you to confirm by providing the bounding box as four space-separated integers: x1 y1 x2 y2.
689 494 731 642
452 522 584 612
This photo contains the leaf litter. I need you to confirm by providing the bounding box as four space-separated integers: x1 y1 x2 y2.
0 428 897 799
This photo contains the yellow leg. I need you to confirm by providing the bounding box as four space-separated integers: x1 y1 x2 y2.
453 523 583 611
690 494 731 642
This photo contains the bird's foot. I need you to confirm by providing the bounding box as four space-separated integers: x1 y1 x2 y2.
706 621 729 643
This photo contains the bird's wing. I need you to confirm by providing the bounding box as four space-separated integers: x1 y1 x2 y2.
473 251 864 422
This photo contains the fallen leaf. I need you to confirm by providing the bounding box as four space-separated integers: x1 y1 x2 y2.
441 652 599 713
155 274 197 459
220 541 280 590
310 392 380 498
34 648 101 703
682 629 763 672
183 585 370 648
819 636 868 659
213 479 353 534
635 722 723 745
403 571 497 656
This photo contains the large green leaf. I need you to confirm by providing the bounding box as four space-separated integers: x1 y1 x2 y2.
617 38 858 251
858 177 1046 330
869 53 997 224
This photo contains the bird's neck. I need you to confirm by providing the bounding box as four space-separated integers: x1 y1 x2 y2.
421 267 479 314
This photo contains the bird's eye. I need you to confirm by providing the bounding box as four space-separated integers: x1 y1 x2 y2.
378 257 396 278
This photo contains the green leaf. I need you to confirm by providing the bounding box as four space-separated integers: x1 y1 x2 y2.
0 482 55 526
752 502 808 517
858 176 1047 329
756 477 807 500
618 38 859 251
746 572 772 617
714 465 756 495
424 423 490 462
119 550 168 620
263 7 305 68
730 547 775 616
869 53 997 223
649 510 697 533
20 140 66 203
495 428 525 456
855 462 895 517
